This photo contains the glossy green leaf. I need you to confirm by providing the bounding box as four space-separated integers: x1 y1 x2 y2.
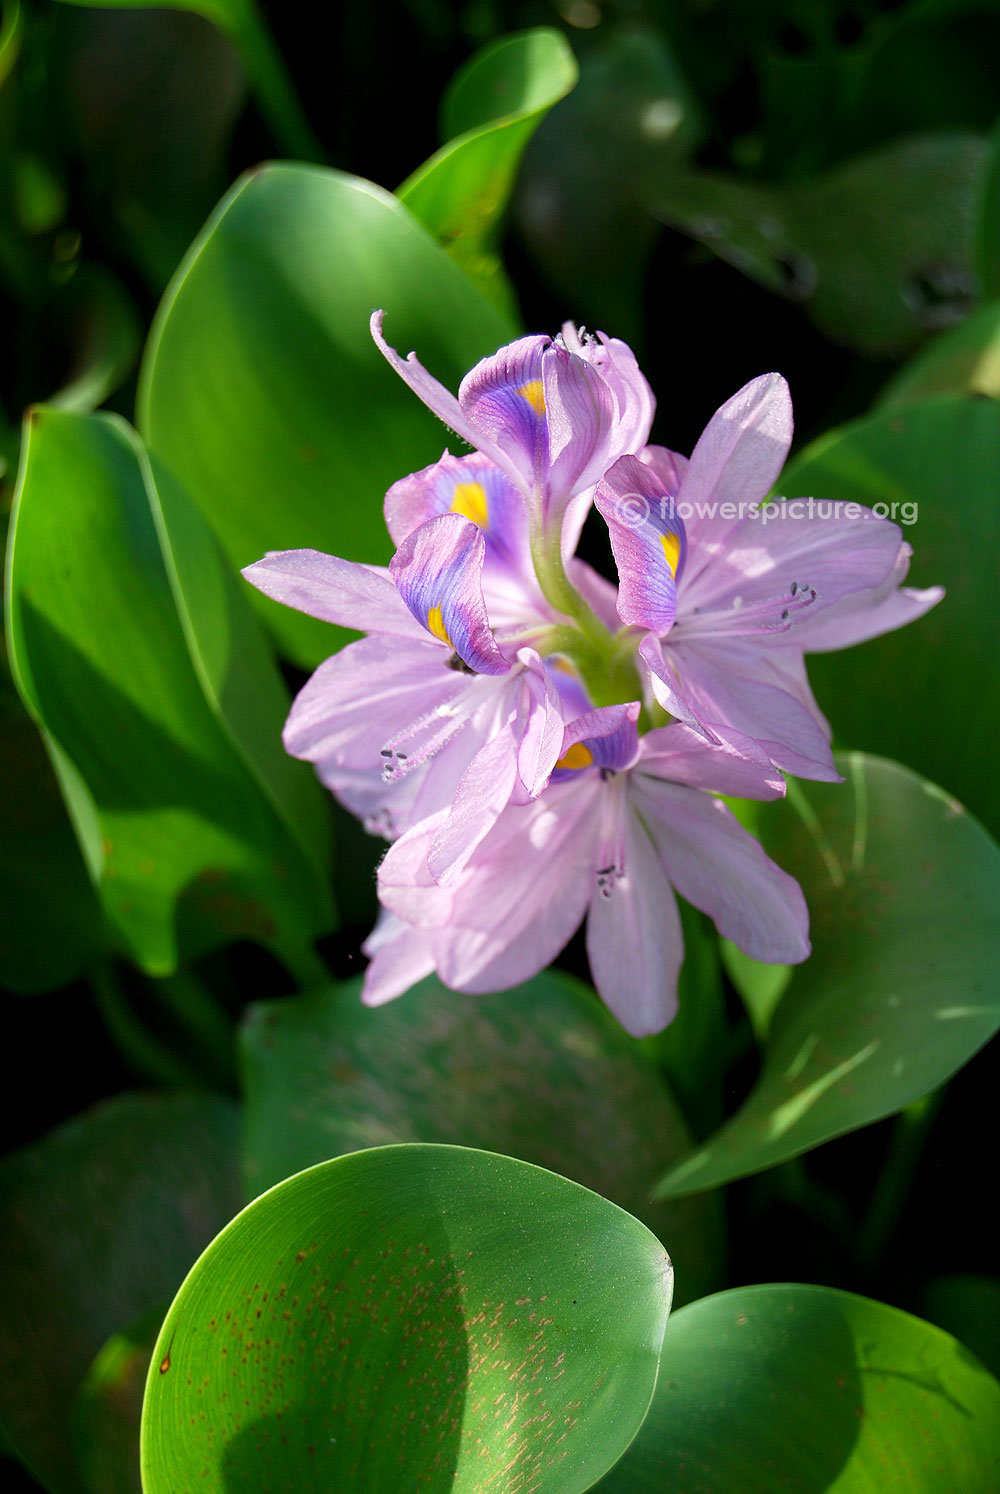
879 300 1000 407
658 755 1000 1198
594 1284 1000 1491
0 704 106 992
141 1145 674 1492
645 133 984 357
5 408 333 974
0 1093 241 1494
782 392 1000 838
399 28 577 314
240 970 721 1304
139 163 517 666
53 0 320 162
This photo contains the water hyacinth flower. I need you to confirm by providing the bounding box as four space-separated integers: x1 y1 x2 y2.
244 518 567 852
245 313 941 1035
595 375 943 780
371 310 654 612
365 708 809 1036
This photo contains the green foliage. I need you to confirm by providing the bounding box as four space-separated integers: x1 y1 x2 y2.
879 298 1000 406
141 1145 674 1492
783 393 1000 837
2 5 999 1490
659 756 1000 1197
139 163 516 666
240 970 722 1303
51 0 320 162
644 133 985 358
0 1094 241 1493
6 409 333 974
400 28 577 314
595 1284 1000 1491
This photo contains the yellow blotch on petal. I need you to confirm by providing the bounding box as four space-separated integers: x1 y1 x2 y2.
517 379 546 416
556 742 594 772
451 480 489 528
660 531 681 575
426 606 452 647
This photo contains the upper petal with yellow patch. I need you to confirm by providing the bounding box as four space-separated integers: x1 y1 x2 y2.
595 453 687 633
389 512 511 676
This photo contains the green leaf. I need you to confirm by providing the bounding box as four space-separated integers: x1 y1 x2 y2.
141 1145 674 1492
52 0 321 162
879 300 1000 407
645 133 985 357
0 0 23 92
139 163 517 666
5 408 333 975
719 939 791 1041
594 1284 1000 1491
658 755 1000 1198
0 704 107 992
0 1093 242 1494
515 24 703 348
922 1275 1000 1381
239 970 722 1305
974 112 1000 297
782 391 1000 838
43 265 143 415
71 1309 163 1494
398 27 577 314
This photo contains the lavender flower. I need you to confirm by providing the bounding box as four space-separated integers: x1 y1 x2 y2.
244 317 942 1034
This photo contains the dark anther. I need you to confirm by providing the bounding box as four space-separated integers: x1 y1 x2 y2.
446 652 474 673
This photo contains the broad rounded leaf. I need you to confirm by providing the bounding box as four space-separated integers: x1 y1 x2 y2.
399 28 577 313
0 1093 241 1494
783 391 1000 839
240 970 721 1304
594 1284 1000 1491
141 1145 674 1492
139 163 517 665
5 408 333 975
658 755 1000 1197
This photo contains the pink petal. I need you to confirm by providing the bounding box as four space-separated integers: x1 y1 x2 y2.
638 722 786 800
243 550 423 638
371 311 527 491
675 373 794 586
633 778 810 965
361 913 437 1007
435 783 597 992
586 806 683 1036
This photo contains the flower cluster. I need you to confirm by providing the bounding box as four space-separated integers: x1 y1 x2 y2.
245 314 941 1035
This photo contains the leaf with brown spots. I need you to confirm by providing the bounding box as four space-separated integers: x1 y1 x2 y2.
141 1145 674 1492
